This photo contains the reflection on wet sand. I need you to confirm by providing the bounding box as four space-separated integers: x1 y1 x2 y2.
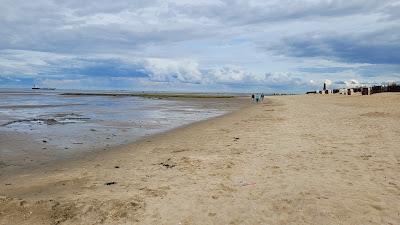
0 90 246 173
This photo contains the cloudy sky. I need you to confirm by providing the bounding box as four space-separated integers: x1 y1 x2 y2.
0 0 399 92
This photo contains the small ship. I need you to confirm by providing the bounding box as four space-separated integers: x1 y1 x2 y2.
32 85 56 90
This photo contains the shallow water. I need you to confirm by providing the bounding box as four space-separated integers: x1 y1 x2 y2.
0 89 241 171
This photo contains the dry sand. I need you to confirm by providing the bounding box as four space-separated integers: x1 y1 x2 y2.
1 93 399 225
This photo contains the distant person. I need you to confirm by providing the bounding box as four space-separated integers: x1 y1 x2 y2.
251 94 255 102
261 93 264 101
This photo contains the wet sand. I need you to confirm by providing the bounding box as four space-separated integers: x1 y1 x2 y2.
1 93 400 224
0 95 246 174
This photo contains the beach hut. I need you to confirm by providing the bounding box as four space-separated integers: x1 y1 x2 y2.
361 87 371 95
388 83 400 92
339 88 347 95
371 86 382 94
347 88 353 95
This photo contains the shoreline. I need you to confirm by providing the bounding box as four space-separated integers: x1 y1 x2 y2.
1 94 399 224
60 92 236 99
0 97 251 177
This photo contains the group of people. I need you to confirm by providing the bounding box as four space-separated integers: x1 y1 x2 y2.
251 93 264 103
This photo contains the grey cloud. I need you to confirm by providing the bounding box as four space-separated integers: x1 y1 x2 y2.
56 0 159 16
354 64 400 78
334 80 346 84
297 67 351 73
269 26 400 64
381 1 400 20
0 0 214 53
172 0 390 25
0 0 397 54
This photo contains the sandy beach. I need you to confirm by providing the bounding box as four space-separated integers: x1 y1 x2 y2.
1 93 399 225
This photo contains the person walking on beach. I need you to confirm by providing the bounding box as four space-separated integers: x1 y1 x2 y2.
251 94 255 102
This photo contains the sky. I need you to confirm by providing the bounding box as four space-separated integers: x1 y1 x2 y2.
0 0 399 93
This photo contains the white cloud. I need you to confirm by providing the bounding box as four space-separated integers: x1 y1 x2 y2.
325 79 332 86
345 79 360 87
143 59 203 83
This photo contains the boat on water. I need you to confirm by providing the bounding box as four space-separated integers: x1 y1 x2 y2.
32 85 56 90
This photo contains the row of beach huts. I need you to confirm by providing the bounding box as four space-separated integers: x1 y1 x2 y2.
307 82 400 96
